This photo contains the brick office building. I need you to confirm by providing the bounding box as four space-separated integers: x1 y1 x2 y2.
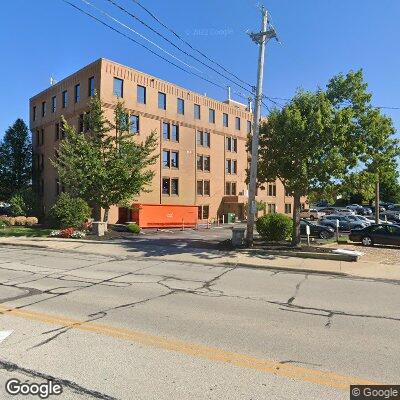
30 58 298 227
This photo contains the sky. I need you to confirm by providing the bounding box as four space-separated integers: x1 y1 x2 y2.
0 0 399 139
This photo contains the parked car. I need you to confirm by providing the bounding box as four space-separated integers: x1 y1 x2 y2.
386 204 400 215
346 215 372 226
370 205 386 214
365 215 393 224
317 207 336 215
319 215 367 231
0 206 11 216
335 208 356 216
359 207 373 216
349 224 400 247
346 204 364 214
300 219 335 239
380 211 400 223
300 209 325 221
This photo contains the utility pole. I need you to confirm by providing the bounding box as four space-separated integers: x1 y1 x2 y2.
246 6 277 246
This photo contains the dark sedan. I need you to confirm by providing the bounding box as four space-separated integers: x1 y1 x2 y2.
300 219 335 239
349 224 400 247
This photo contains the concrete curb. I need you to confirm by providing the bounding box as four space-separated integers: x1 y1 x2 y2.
243 248 360 262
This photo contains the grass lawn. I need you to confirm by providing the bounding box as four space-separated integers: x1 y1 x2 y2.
0 226 52 237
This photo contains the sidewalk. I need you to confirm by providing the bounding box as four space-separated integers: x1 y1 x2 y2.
1 236 399 281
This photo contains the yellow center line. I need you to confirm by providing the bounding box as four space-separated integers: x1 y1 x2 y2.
0 304 378 390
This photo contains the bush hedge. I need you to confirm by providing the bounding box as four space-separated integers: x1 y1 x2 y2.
126 223 141 234
50 193 91 229
256 213 293 242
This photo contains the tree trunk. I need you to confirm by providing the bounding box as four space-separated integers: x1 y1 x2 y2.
93 204 101 222
103 207 109 224
375 176 380 224
292 191 301 247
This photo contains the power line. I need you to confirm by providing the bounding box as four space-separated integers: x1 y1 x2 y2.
80 0 204 75
61 0 228 91
106 0 254 94
130 0 253 88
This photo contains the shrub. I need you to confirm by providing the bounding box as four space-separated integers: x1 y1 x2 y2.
0 216 15 226
60 227 75 238
9 194 26 217
256 213 293 242
126 223 141 234
14 216 27 226
50 193 91 229
0 221 6 229
26 217 39 226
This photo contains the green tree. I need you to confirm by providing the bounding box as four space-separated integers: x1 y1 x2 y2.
0 119 32 200
359 108 399 221
257 90 359 246
52 93 158 223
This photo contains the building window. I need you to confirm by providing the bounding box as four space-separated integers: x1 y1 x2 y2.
204 156 210 172
197 155 203 171
225 159 237 174
171 179 179 195
225 182 237 196
130 115 139 134
162 178 179 196
223 113 228 127
163 150 179 168
163 123 170 140
197 181 203 196
197 155 210 172
158 92 167 110
88 76 95 97
204 180 210 196
268 203 276 214
41 129 44 146
194 104 201 120
78 114 84 133
247 120 252 133
74 84 81 103
197 131 210 147
113 77 124 97
62 90 68 108
60 121 66 139
41 101 46 117
55 123 60 141
209 108 215 123
33 106 36 121
198 205 210 220
285 188 292 197
35 130 39 146
268 183 277 197
51 96 56 113
137 85 146 104
162 178 170 195
177 98 185 115
225 137 237 152
285 203 292 214
171 124 179 142
235 117 241 130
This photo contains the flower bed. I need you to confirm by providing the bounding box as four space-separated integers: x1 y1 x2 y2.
49 227 87 239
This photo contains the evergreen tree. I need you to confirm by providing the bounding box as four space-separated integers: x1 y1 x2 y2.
0 119 32 200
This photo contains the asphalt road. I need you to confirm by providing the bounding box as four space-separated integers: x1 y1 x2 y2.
0 245 399 400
